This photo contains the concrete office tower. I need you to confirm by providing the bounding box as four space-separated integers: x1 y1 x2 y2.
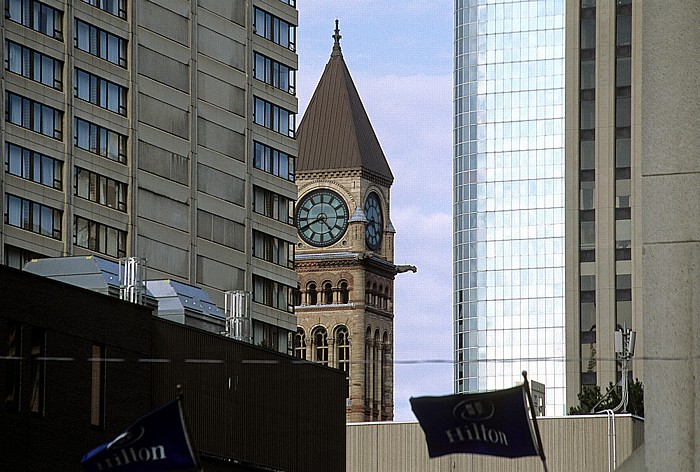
1 1 299 351
642 3 700 470
454 0 566 414
564 0 643 408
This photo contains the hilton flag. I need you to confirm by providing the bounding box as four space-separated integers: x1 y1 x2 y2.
81 398 200 472
410 385 540 460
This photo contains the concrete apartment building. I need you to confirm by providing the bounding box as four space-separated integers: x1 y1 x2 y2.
1 0 299 351
453 0 567 414
564 0 642 406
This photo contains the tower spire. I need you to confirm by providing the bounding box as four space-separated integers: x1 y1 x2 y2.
332 19 342 58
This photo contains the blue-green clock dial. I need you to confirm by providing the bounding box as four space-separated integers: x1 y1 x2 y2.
296 190 348 247
364 192 383 250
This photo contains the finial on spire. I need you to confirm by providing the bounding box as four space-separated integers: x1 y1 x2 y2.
332 19 342 57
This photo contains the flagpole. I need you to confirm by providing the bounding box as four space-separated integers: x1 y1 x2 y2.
522 371 548 472
176 384 203 472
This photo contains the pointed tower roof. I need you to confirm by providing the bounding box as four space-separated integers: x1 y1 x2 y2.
296 21 394 183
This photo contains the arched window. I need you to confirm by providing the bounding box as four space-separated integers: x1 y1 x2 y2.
384 287 390 310
313 326 328 366
307 282 317 305
294 284 302 307
365 282 371 304
323 281 333 304
339 281 349 304
373 329 381 415
381 331 389 414
335 325 350 375
372 283 378 306
378 285 384 309
294 328 306 359
364 327 372 407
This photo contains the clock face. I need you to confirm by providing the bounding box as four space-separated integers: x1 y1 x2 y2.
364 192 383 250
296 189 349 247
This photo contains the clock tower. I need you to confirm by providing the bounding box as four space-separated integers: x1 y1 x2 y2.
293 22 410 422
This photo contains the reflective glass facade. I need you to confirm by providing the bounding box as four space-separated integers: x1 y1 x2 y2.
454 0 566 414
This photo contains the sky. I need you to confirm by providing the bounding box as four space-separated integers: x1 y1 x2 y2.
296 1 454 421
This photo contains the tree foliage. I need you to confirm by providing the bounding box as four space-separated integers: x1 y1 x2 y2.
569 379 644 417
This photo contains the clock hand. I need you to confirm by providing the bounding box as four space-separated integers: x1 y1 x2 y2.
298 217 322 232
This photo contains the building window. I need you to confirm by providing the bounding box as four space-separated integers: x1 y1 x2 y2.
81 0 126 19
74 19 127 68
373 330 380 413
74 167 127 212
364 327 372 407
29 327 46 416
4 321 21 412
4 244 45 269
381 331 388 412
4 194 62 239
323 282 333 304
293 328 306 359
252 230 294 269
5 142 62 190
253 141 295 182
90 344 105 427
252 185 294 225
306 282 317 305
253 7 296 51
5 92 63 139
339 281 349 304
278 0 295 7
261 323 279 351
312 326 328 366
5 40 63 89
73 216 126 258
336 325 350 375
253 97 295 137
252 275 293 313
253 52 296 94
74 69 127 116
6 0 63 40
74 117 127 164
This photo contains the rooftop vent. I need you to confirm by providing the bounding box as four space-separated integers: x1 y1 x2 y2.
119 257 147 305
223 290 252 343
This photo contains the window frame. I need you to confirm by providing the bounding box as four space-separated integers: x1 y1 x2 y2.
253 7 296 51
74 117 127 164
73 166 127 212
253 96 296 138
5 91 63 139
253 52 296 94
4 193 62 239
74 68 127 116
5 142 62 190
73 215 127 258
5 0 63 40
252 229 294 269
74 19 127 68
253 141 295 182
80 0 126 19
4 39 63 90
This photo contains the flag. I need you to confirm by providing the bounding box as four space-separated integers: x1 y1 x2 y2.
81 398 199 471
410 385 539 459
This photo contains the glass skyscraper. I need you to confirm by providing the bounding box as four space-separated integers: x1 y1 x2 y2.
453 0 566 414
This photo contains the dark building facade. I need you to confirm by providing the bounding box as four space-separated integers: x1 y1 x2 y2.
0 266 346 471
